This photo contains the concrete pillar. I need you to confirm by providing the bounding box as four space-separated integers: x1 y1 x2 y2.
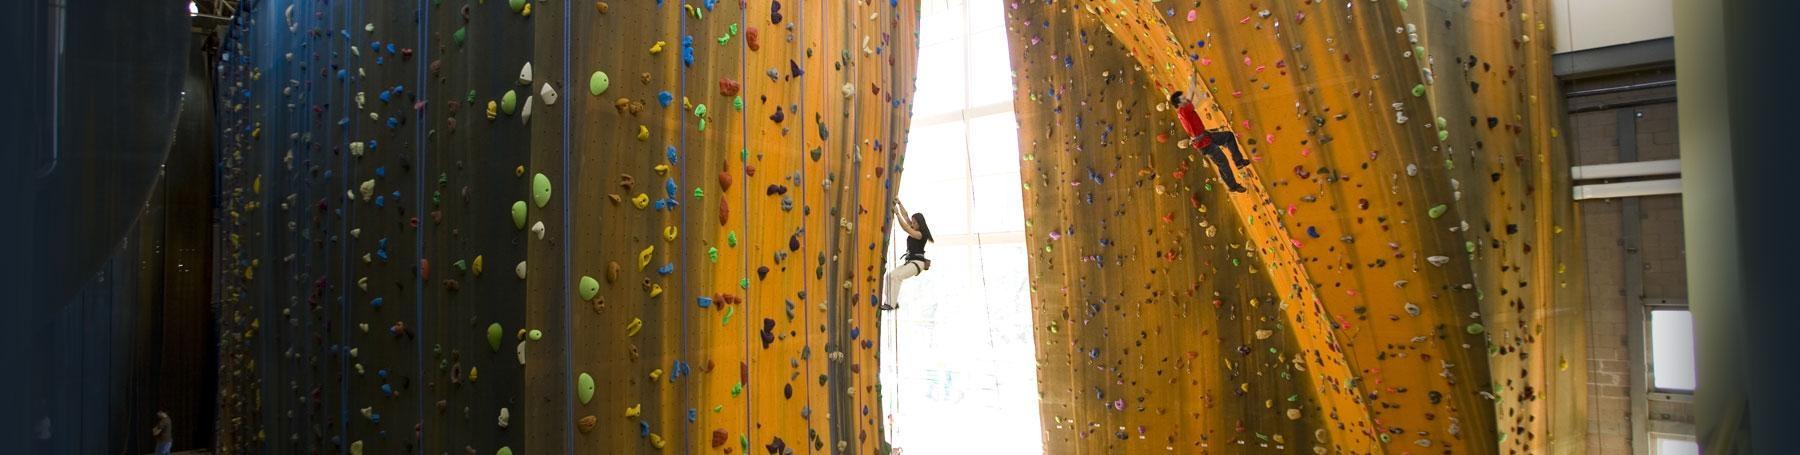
1680 0 1800 453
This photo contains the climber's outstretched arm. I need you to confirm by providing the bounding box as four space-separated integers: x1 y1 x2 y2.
894 200 922 239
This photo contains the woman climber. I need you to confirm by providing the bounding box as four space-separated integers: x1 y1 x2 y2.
880 199 933 311
1170 87 1251 193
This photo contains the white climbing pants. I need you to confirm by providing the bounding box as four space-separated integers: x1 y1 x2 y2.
882 260 927 307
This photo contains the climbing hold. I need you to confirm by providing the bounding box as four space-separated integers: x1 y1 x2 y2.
532 173 553 208
580 276 600 301
638 245 655 270
540 82 558 106
472 255 485 276
501 90 518 115
528 329 543 341
531 221 546 239
511 201 528 230
1428 204 1448 219
589 71 610 96
515 260 528 279
577 415 598 434
487 323 503 352
626 318 643 337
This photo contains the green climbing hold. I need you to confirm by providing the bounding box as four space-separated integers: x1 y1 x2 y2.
727 231 737 247
528 329 543 341
1427 204 1448 219
733 95 744 111
1438 130 1451 141
694 104 708 118
497 447 513 455
1467 323 1486 334
501 90 518 115
487 323 503 352
578 373 596 404
1398 0 1409 10
579 276 600 301
707 247 719 263
512 201 528 230
589 71 610 96
453 27 467 46
1411 84 1426 97
508 0 524 12
532 173 553 208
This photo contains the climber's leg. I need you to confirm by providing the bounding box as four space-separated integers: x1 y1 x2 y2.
1203 147 1247 192
881 261 922 310
1209 131 1249 168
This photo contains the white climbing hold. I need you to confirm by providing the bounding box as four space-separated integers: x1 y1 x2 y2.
531 221 546 239
349 141 365 157
521 95 534 124
842 82 854 98
515 261 528 279
516 340 528 365
359 179 375 201
497 408 511 429
518 62 533 85
1427 255 1450 266
540 82 558 106
350 228 361 239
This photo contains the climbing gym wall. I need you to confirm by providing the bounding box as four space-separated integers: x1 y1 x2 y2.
211 0 919 453
1008 0 1584 453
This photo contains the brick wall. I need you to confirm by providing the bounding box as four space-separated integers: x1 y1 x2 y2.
1567 67 1692 455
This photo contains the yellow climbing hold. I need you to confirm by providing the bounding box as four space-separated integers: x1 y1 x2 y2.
636 125 649 141
663 226 678 242
631 193 650 209
626 318 643 337
638 245 654 270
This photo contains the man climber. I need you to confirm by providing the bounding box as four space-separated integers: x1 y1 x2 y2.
1170 83 1251 193
880 199 933 311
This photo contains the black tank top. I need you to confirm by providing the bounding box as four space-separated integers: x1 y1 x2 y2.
905 235 927 260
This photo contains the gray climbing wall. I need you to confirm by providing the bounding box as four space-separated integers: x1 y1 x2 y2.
212 0 921 453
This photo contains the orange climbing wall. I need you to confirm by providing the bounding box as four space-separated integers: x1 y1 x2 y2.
212 0 920 453
1008 0 1584 453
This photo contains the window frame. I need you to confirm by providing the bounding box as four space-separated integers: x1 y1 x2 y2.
1642 297 1695 399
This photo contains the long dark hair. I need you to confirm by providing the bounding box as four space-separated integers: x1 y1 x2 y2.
911 213 934 242
1169 91 1185 107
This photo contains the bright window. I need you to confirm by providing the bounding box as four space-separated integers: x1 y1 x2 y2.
1649 309 1697 392
1651 434 1699 455
880 0 1040 453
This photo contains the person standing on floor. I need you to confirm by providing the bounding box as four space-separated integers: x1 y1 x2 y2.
1170 83 1252 193
880 199 933 311
152 410 172 455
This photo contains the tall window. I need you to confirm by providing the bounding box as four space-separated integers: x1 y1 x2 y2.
879 0 1040 453
1648 305 1696 392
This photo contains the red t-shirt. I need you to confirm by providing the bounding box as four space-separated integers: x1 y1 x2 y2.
1176 102 1205 136
1175 102 1212 148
